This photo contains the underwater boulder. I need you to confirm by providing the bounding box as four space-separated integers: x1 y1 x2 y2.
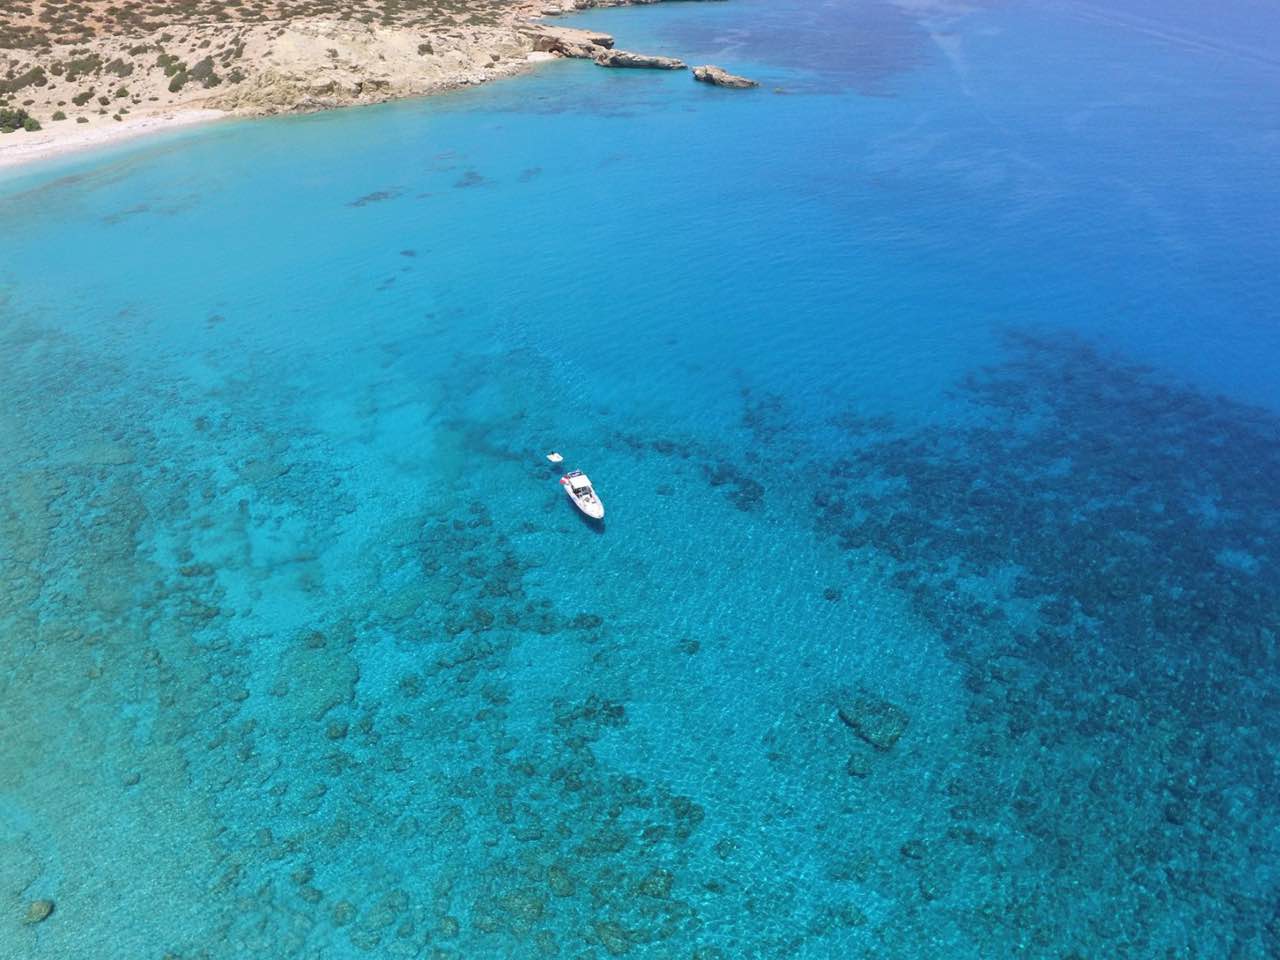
23 899 54 924
636 868 674 899
593 919 635 956
277 639 360 721
547 863 576 897
838 693 910 751
845 752 872 778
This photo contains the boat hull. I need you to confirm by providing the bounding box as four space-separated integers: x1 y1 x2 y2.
561 478 604 520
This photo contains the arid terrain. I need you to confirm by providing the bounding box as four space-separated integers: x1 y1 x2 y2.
0 0 701 165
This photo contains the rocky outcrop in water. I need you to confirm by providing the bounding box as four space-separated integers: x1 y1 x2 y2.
692 65 758 88
594 49 687 70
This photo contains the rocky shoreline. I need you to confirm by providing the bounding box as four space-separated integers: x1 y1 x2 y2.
0 0 741 172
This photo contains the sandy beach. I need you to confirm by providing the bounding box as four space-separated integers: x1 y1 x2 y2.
0 108 227 172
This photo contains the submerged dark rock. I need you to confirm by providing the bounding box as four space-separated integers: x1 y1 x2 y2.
569 612 604 630
701 460 765 511
837 693 910 751
347 189 400 207
899 838 926 860
23 899 54 925
845 752 872 778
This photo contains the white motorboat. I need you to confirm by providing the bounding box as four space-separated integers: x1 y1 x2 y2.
560 470 604 520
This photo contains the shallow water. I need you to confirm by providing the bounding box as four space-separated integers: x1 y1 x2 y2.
2 1 1279 957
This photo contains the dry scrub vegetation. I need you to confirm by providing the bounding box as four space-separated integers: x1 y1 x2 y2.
1 0 511 50
0 0 592 129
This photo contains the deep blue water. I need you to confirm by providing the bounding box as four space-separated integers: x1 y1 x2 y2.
2 1 1279 957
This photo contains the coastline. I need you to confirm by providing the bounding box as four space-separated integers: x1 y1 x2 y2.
0 1 708 176
0 108 228 173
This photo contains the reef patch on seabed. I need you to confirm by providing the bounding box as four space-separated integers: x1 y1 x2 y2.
806 332 1280 958
5 292 1279 959
0 321 649 958
597 332 1280 958
0 310 884 959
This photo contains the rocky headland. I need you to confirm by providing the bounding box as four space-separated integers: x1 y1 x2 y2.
0 0 726 168
521 24 685 70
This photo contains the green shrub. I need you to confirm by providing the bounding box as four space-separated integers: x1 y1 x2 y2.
72 88 93 106
188 56 220 87
76 116 88 123
0 107 40 133
63 55 101 82
156 53 184 77
52 110 66 120
115 86 129 98
0 66 47 94
169 70 188 93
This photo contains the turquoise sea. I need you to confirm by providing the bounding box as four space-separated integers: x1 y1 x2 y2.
3 0 1280 956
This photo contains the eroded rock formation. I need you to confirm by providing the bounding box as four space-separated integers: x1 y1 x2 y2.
692 64 758 88
594 49 687 70
520 24 615 59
